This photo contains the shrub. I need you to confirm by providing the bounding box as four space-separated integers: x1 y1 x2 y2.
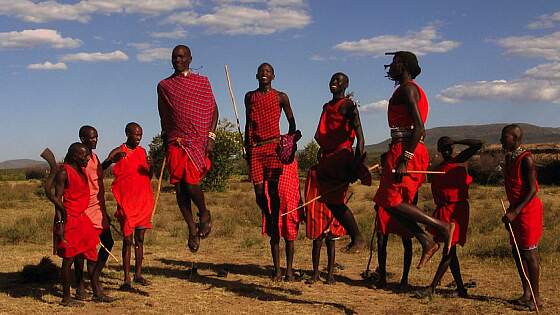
297 140 320 172
25 167 47 180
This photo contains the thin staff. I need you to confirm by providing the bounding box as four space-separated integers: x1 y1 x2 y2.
391 169 445 174
151 157 166 225
282 164 380 217
99 242 119 263
500 199 540 314
224 64 246 156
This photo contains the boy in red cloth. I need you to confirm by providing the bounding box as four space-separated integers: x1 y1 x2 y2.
500 124 543 311
262 159 302 281
157 45 218 253
304 165 346 284
244 62 298 281
415 137 482 298
314 72 370 253
373 152 413 290
53 143 104 306
373 51 452 269
104 122 154 290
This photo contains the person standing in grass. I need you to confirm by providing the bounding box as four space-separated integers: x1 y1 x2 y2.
415 137 482 299
53 143 107 306
104 122 154 290
244 62 298 281
262 159 302 281
75 125 115 301
314 72 371 254
500 124 543 311
374 51 452 269
157 45 218 253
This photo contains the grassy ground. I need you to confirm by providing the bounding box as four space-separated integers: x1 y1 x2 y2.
0 179 559 314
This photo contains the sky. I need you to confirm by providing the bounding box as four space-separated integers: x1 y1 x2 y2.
0 0 559 162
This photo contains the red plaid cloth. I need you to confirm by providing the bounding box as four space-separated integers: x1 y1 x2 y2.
248 142 283 183
246 89 281 145
158 73 217 171
262 160 302 240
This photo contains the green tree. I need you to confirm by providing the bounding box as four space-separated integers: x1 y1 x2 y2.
297 140 320 172
148 119 243 192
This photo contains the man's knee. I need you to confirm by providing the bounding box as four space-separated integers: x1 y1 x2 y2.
134 231 145 245
123 236 134 247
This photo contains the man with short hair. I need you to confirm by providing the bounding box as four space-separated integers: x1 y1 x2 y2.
157 45 218 252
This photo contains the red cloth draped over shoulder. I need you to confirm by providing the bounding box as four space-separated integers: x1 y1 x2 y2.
112 144 155 237
158 72 216 173
262 159 302 241
374 80 430 209
504 151 543 249
429 162 472 246
314 98 355 154
305 166 346 240
246 89 281 145
57 164 99 261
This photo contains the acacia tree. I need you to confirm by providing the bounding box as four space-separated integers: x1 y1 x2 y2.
297 140 320 172
148 119 243 192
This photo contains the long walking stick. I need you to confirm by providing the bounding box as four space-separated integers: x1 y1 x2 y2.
282 164 380 217
500 199 539 314
391 169 445 174
362 218 378 279
151 157 166 225
99 242 119 263
224 64 246 156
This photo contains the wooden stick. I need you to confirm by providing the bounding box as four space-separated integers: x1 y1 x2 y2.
391 169 445 174
151 157 166 224
99 241 119 263
281 164 380 217
500 199 539 314
224 64 246 156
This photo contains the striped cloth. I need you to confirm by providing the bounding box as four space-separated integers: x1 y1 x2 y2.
246 89 281 145
262 159 302 240
157 72 217 171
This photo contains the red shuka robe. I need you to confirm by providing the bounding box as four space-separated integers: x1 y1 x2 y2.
262 159 302 241
504 151 543 249
429 162 471 246
374 80 429 209
57 164 99 261
112 144 155 237
305 166 346 240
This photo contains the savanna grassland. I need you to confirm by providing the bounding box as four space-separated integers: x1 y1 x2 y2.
0 177 559 314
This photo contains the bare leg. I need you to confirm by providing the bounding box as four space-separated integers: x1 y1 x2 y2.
270 236 281 281
325 238 336 284
449 248 467 297
61 258 75 305
122 235 133 285
253 183 272 234
176 183 199 251
133 229 150 285
517 249 541 308
375 233 388 288
307 238 323 284
185 183 211 238
400 237 413 290
284 239 295 281
74 257 85 298
326 203 365 252
92 228 113 295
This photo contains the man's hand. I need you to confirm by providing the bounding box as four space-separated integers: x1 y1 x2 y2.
502 208 519 224
393 156 408 183
109 148 126 163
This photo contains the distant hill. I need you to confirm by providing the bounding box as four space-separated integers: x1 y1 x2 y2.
0 159 47 170
366 123 560 152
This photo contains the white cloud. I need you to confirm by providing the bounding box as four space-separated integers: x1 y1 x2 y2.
61 50 128 62
524 62 560 81
334 25 459 57
137 48 170 62
360 99 388 113
166 5 311 35
309 54 335 62
527 11 560 29
497 31 560 61
27 61 67 70
437 79 560 104
0 0 193 23
149 28 188 39
0 29 81 49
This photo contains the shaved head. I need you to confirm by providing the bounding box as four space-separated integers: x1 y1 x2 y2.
125 122 141 135
79 125 96 138
502 124 523 141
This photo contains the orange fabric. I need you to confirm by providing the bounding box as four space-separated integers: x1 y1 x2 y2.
57 164 99 260
374 142 429 209
83 153 108 230
305 166 346 239
375 205 412 238
314 98 355 154
387 80 429 128
112 145 155 237
262 160 302 240
167 142 211 185
504 151 543 249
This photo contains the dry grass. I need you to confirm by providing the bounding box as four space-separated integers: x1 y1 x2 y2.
0 179 559 314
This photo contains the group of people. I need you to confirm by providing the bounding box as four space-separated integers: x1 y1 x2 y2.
45 44 544 311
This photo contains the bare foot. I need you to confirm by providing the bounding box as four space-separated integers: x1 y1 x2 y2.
284 270 295 282
413 287 433 299
373 278 387 289
325 275 336 285
305 273 320 285
270 270 282 282
342 238 366 254
60 298 84 307
133 276 151 286
417 242 440 269
397 282 410 292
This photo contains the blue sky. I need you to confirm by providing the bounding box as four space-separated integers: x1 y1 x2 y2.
1 0 559 161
